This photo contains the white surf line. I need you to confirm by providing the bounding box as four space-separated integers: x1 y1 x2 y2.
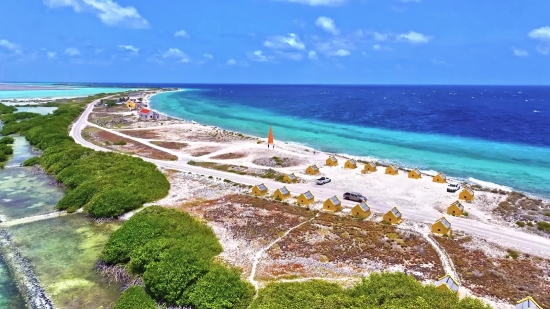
0 212 69 227
248 214 318 292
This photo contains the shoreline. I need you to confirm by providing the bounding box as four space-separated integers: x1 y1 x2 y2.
147 90 544 201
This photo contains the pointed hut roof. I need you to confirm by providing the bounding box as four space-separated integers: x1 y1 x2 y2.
516 296 543 309
436 274 459 292
358 202 370 212
451 201 464 210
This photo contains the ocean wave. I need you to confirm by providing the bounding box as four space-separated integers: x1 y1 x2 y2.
468 177 512 192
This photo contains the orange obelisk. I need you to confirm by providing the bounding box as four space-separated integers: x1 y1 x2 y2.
268 126 274 145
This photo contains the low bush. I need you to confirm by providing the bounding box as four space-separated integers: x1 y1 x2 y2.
0 136 14 144
113 140 127 145
516 221 526 227
537 221 550 233
102 207 252 308
113 286 156 309
251 272 492 309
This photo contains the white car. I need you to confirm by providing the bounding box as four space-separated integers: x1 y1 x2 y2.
447 183 461 193
316 177 331 185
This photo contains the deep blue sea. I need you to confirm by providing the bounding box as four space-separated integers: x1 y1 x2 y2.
147 84 550 198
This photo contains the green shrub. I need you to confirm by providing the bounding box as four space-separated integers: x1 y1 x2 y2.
0 144 13 155
516 221 526 227
22 156 41 166
462 211 469 217
507 249 519 259
0 136 14 144
113 140 127 145
102 207 254 308
85 189 144 218
113 286 156 309
251 272 492 309
537 221 550 232
527 221 534 227
186 264 255 309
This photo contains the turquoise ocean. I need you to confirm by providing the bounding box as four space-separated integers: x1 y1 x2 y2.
150 85 550 198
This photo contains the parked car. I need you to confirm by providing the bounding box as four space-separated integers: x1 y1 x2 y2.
316 177 331 185
343 192 367 202
447 183 461 193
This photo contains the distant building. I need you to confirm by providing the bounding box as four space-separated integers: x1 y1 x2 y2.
385 165 399 175
447 201 465 216
361 162 377 174
433 173 447 183
435 274 459 293
126 100 136 109
459 187 475 202
515 296 543 309
139 109 167 121
326 156 338 166
297 191 315 206
283 173 298 183
408 168 422 179
323 196 342 212
251 183 268 196
305 165 320 175
273 186 291 200
344 159 357 169
431 217 452 236
351 202 371 219
383 207 403 224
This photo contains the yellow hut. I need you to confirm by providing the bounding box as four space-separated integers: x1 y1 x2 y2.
351 202 371 219
251 183 268 196
431 217 452 236
435 274 459 293
433 173 447 183
305 164 320 175
273 186 291 200
344 159 357 169
383 207 403 225
447 201 465 216
297 191 315 206
385 165 399 175
126 100 136 109
283 173 298 183
408 168 422 179
326 156 338 166
323 196 342 212
515 296 543 309
361 162 377 174
458 187 475 202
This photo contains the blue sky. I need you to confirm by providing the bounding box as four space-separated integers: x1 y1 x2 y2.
1 0 549 84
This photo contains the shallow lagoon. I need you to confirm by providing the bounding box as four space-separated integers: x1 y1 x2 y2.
8 215 122 309
0 257 25 308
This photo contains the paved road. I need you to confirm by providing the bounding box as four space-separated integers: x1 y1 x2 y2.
69 100 550 258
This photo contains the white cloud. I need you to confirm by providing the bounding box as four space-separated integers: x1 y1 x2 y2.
286 0 347 6
47 52 57 58
536 45 550 55
373 32 388 41
43 0 149 29
65 47 81 56
372 44 391 51
226 59 237 65
330 49 350 56
314 37 354 56
118 45 138 53
315 16 339 35
203 53 213 59
528 26 550 40
0 39 19 50
276 51 303 61
397 31 431 43
248 50 268 62
264 33 305 50
512 47 529 57
162 48 190 62
174 30 189 38
308 50 318 60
